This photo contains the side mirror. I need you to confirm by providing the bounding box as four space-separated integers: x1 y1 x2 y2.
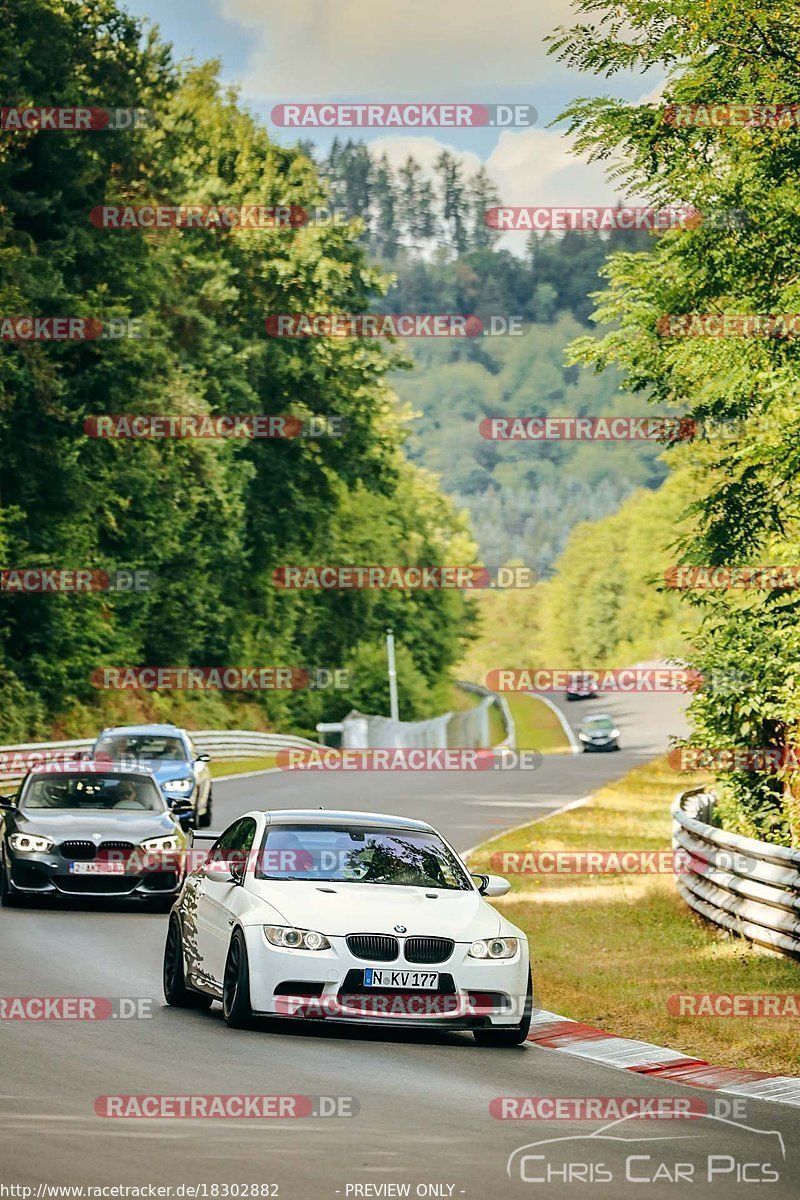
195 753 210 763
0 794 18 811
171 799 194 830
203 858 242 884
472 873 510 897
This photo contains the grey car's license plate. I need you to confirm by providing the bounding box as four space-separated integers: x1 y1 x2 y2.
69 861 125 875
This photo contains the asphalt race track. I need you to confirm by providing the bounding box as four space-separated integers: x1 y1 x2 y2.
2 691 799 1198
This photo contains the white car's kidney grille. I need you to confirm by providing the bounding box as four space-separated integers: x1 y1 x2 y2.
404 937 454 964
346 934 399 961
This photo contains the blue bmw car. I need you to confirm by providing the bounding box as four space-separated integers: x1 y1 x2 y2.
89 724 213 828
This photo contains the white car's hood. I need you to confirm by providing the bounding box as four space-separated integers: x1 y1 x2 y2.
247 880 502 940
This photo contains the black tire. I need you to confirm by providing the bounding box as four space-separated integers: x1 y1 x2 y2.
473 972 532 1047
163 915 212 1009
223 928 253 1028
0 859 21 908
197 786 213 829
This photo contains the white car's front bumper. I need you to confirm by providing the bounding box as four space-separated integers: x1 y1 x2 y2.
240 926 531 1029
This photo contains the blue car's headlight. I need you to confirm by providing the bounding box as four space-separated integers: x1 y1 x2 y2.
163 778 194 793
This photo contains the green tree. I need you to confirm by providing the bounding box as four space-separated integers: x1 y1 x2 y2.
0 0 475 738
550 0 800 842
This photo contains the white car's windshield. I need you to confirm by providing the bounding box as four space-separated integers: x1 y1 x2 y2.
257 824 472 890
22 773 166 812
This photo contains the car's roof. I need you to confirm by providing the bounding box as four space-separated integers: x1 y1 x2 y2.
583 713 614 724
260 809 436 833
98 724 184 737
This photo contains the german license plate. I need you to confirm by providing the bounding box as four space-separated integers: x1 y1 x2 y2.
363 968 439 989
68 861 126 875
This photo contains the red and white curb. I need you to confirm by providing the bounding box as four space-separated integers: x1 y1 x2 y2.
527 1009 800 1108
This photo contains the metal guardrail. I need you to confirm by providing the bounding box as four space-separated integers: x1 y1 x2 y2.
456 681 516 749
672 786 800 960
0 729 324 790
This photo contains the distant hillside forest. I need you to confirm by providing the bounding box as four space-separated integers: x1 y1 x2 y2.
310 141 667 574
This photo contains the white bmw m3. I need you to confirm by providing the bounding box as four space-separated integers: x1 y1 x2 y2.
163 808 533 1045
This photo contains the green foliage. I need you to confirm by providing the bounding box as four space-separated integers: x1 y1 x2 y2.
0 0 474 737
394 315 671 574
537 472 698 666
549 0 800 842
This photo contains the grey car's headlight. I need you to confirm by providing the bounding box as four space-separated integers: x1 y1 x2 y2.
265 926 331 951
140 835 182 852
468 937 518 960
9 833 54 853
163 779 194 793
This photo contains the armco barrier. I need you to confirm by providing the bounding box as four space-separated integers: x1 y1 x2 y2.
672 786 800 960
0 729 324 790
333 683 515 752
455 680 516 749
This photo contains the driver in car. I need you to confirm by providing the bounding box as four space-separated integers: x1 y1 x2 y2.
111 780 141 808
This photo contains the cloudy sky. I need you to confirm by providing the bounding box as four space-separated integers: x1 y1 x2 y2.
122 0 663 210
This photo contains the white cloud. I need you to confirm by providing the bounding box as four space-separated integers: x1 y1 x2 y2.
218 0 582 97
371 128 624 208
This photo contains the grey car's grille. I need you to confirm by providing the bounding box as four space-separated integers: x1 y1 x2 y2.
59 840 96 861
346 934 399 962
404 937 454 964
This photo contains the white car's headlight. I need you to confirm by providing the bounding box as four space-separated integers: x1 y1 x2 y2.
163 779 194 793
9 833 54 853
140 835 181 852
468 937 518 960
265 926 331 951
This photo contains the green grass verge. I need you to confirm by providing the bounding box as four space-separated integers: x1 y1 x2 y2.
209 755 278 778
468 756 800 1077
506 693 571 753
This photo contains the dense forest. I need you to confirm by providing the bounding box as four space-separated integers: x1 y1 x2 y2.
310 141 662 573
0 0 477 740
